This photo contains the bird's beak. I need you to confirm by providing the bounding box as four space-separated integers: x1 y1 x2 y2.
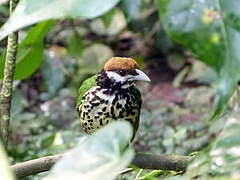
132 69 151 82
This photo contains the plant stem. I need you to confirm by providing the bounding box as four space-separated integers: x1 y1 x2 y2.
0 0 18 147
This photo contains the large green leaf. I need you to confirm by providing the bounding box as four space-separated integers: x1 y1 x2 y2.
0 141 15 180
0 21 54 80
158 0 240 119
44 121 134 180
0 0 120 40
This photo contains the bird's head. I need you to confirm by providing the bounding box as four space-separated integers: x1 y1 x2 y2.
97 57 150 89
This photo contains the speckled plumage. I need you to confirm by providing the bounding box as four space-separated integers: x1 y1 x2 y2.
78 85 141 134
77 57 149 138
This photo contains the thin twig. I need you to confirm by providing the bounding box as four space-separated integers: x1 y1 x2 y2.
11 152 192 179
0 0 18 147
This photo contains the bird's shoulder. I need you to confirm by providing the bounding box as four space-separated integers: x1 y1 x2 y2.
130 86 142 108
129 86 142 136
76 75 98 108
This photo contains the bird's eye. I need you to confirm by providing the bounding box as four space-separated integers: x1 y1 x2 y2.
119 70 125 76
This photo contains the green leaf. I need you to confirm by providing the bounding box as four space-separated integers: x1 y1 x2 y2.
0 21 55 80
41 133 56 149
121 0 143 21
45 121 134 180
158 0 240 119
67 30 83 58
102 8 116 28
211 74 237 119
0 0 121 40
0 141 15 180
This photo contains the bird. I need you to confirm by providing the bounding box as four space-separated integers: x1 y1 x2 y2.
76 57 150 139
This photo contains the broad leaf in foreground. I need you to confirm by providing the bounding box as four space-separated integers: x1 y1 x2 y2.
44 121 134 180
0 0 120 40
0 21 54 80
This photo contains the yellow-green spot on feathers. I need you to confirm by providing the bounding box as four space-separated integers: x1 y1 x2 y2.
76 75 97 108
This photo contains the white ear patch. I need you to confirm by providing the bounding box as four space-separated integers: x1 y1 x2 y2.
106 71 126 82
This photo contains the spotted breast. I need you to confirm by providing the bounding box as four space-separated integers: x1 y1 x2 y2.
78 86 140 134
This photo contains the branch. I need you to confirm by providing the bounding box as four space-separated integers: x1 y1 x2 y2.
11 153 192 179
0 0 19 147
12 154 64 179
132 153 191 171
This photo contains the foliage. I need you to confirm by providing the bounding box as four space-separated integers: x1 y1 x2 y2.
0 0 121 40
45 121 134 180
185 107 240 179
158 0 240 119
156 1 240 179
0 21 55 80
0 0 240 180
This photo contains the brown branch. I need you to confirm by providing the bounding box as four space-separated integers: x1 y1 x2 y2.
12 154 64 179
132 153 191 172
11 153 192 179
0 0 19 147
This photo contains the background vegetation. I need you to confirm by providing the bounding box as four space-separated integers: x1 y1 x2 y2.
0 0 240 179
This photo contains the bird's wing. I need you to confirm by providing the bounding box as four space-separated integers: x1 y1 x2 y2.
130 86 142 134
76 75 98 109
